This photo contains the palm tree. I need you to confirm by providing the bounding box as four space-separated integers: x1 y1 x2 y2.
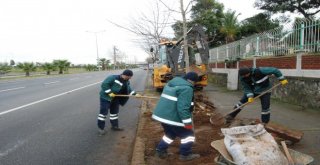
85 64 97 71
0 62 12 74
41 63 55 75
105 60 111 70
17 62 37 76
99 58 106 70
53 60 70 74
220 10 240 44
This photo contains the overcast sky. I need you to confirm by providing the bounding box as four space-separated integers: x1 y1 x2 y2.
0 0 262 65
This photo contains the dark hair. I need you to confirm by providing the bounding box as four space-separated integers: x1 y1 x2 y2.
239 67 251 76
122 69 133 76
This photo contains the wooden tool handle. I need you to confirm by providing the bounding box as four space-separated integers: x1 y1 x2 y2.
281 141 294 165
224 82 282 117
114 94 159 99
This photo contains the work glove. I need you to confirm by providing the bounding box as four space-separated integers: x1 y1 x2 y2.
135 93 142 97
108 93 116 98
248 97 254 103
280 79 288 86
184 124 193 130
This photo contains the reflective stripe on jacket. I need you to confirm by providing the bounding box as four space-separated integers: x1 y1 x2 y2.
99 75 136 105
152 77 194 127
240 67 285 97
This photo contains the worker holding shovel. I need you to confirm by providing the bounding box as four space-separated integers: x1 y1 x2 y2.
225 67 288 125
152 72 200 161
97 69 141 135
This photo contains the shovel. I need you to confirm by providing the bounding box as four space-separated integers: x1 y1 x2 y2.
210 82 282 126
114 94 159 99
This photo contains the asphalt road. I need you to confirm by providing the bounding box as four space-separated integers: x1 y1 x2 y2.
0 69 147 165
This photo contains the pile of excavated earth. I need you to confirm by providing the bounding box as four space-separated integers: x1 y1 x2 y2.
132 89 304 165
136 91 230 165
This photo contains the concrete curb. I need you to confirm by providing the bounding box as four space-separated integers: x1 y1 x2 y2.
130 100 147 165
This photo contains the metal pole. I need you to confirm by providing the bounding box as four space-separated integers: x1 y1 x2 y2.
95 33 99 61
86 30 105 70
300 23 305 50
113 46 117 70
256 36 260 56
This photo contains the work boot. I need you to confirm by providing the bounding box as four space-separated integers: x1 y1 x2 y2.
155 150 173 159
111 126 124 131
179 153 200 161
98 129 106 136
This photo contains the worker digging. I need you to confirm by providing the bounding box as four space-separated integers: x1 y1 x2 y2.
133 68 313 165
127 24 315 164
97 69 141 135
224 66 288 125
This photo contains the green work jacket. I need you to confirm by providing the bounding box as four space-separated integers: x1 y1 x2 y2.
152 77 194 127
240 67 285 98
99 75 136 105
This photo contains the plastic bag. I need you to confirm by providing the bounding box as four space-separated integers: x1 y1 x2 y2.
221 124 288 165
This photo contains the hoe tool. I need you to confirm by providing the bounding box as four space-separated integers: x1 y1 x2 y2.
114 94 159 99
210 82 282 126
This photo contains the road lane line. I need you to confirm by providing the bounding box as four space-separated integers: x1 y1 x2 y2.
44 81 60 85
0 87 25 93
0 81 101 116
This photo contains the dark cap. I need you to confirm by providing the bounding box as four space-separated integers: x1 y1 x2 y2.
239 67 251 76
184 72 199 82
122 69 133 76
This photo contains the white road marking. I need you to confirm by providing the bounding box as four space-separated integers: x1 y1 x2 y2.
44 81 60 85
0 81 102 116
0 87 25 93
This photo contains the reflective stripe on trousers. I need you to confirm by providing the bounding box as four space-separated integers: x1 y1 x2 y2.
156 123 195 156
97 98 120 130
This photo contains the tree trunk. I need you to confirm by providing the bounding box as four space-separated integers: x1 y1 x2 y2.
180 0 189 73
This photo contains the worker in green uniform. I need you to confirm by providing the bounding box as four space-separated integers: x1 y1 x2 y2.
152 72 200 161
97 69 141 135
225 67 288 124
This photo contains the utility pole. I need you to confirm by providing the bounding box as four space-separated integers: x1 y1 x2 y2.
86 30 105 70
113 46 118 70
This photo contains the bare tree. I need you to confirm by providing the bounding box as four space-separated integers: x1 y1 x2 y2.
159 0 194 72
111 46 126 69
107 0 173 63
180 0 192 72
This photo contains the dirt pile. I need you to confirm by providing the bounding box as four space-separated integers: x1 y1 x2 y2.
138 91 226 165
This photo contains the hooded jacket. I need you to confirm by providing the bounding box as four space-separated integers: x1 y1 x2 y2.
240 67 285 98
99 75 136 105
152 77 194 127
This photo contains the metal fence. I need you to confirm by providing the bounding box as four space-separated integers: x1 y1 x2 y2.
209 19 320 62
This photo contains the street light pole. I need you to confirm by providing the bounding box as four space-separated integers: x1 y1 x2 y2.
94 33 99 60
86 30 105 70
113 46 118 70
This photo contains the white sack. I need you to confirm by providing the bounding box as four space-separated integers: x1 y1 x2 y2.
221 124 288 165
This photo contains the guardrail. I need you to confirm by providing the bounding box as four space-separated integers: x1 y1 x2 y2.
208 19 320 62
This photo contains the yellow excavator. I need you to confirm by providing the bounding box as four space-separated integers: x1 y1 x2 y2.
152 24 209 91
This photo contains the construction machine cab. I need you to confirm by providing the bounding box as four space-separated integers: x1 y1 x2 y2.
152 24 209 90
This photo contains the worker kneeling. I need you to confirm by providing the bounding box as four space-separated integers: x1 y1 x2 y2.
152 72 200 161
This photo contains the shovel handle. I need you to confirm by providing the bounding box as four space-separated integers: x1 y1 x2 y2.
281 141 295 165
114 94 159 99
224 82 282 117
